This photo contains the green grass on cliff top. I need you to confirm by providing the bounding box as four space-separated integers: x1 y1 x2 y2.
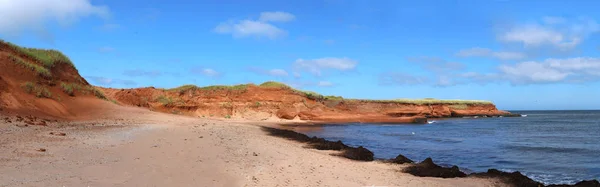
168 84 250 92
1 40 74 68
169 81 492 105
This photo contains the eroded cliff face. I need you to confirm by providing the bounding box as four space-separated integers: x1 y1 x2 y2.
100 85 512 123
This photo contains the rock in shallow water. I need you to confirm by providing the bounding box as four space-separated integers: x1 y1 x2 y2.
404 157 466 178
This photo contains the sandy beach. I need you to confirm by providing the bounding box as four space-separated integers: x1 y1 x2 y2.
0 105 505 187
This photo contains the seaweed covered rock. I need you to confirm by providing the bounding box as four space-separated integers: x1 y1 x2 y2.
469 169 542 187
404 158 466 178
262 127 374 161
547 180 600 187
342 146 374 161
389 154 414 164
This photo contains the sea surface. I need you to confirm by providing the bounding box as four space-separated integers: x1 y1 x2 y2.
298 110 600 185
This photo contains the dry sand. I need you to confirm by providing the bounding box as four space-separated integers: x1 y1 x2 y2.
0 106 505 187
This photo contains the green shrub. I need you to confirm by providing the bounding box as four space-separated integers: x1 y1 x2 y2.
21 82 35 93
449 104 468 109
2 40 74 68
60 82 76 96
259 81 290 88
156 95 174 106
21 82 52 98
85 86 106 100
9 55 52 78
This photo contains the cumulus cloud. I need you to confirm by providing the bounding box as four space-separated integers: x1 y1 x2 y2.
191 68 221 77
258 11 295 22
214 11 294 39
86 76 136 86
378 72 429 85
267 69 289 77
123 69 162 77
463 57 600 84
0 0 109 36
317 81 334 87
406 56 466 73
248 67 289 77
456 47 526 60
497 17 599 50
293 57 358 75
499 61 569 83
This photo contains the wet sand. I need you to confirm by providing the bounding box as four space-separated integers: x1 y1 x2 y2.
0 106 503 187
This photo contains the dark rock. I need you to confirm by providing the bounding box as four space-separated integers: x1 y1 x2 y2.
37 148 47 152
342 146 374 161
389 154 414 164
548 180 600 187
405 158 466 178
469 169 542 187
262 126 374 161
413 117 428 124
310 138 347 150
49 132 66 136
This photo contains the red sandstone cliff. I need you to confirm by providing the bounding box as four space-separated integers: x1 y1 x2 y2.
99 84 513 124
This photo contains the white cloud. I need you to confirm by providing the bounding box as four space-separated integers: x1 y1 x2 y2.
294 57 358 75
456 47 526 60
259 11 295 22
492 51 527 60
546 57 600 71
85 76 136 86
497 17 599 50
191 68 220 77
0 0 109 35
379 72 429 85
499 61 569 83
462 57 600 84
214 20 286 39
317 81 334 87
200 68 219 77
267 69 289 77
456 47 492 57
214 11 294 40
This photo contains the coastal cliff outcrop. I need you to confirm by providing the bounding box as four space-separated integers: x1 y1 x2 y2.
0 41 513 123
100 82 514 123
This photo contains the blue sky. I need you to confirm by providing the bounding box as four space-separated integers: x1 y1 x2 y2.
1 0 600 110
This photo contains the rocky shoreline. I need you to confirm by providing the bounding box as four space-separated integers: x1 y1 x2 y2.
262 126 600 187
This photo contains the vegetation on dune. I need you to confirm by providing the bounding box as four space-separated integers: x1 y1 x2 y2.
164 81 493 106
1 40 74 68
448 104 469 109
58 82 106 99
21 82 52 98
168 84 250 92
353 98 493 105
156 95 175 106
259 81 290 88
8 55 52 78
60 82 80 96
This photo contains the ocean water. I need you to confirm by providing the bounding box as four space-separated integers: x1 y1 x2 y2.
298 110 600 185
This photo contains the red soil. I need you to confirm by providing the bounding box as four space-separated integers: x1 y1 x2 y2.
99 85 512 124
1 42 511 123
0 42 115 120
